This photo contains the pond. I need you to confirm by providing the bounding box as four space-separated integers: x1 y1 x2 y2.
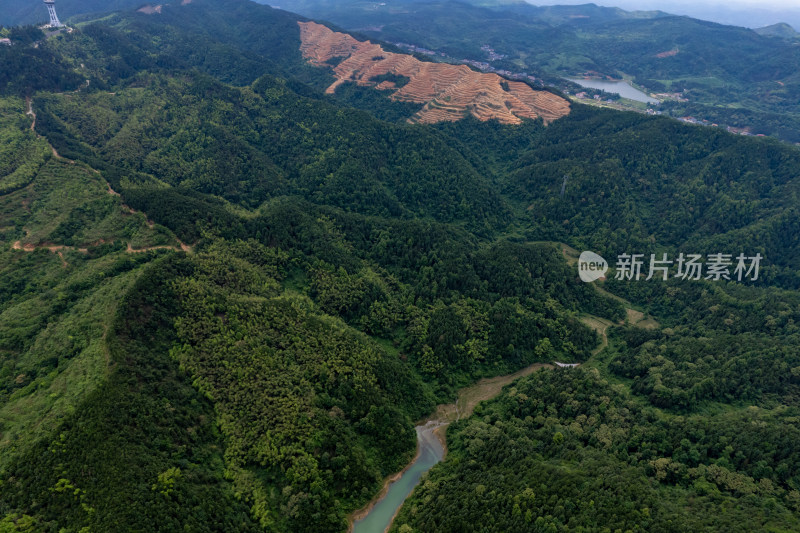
566 78 660 104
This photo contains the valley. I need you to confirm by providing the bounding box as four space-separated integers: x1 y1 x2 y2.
0 1 799 532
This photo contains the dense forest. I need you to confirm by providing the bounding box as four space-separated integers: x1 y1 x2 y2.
1 0 799 531
391 369 800 532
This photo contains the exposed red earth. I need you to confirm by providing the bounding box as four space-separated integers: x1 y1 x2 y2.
299 21 571 125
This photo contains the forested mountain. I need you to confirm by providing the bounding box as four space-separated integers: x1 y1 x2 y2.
271 0 800 142
0 0 147 27
755 22 800 40
0 0 799 531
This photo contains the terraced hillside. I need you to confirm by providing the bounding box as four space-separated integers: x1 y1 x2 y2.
299 21 570 125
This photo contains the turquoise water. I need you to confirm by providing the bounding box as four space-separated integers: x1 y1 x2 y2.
566 78 660 104
352 421 446 533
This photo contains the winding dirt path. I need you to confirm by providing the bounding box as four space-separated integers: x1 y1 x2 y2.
26 96 73 162
25 97 35 131
126 242 191 253
580 315 614 355
579 307 658 356
11 239 191 263
115 199 156 229
12 240 82 267
15 99 192 255
556 241 659 340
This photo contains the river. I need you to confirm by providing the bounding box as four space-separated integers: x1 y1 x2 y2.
565 77 660 104
351 421 445 533
350 363 550 533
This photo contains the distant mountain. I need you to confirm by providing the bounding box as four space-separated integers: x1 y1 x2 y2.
261 0 667 27
755 22 800 40
584 0 800 32
431 0 670 24
498 2 669 26
269 0 800 142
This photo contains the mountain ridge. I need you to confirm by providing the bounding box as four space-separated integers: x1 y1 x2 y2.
755 22 800 40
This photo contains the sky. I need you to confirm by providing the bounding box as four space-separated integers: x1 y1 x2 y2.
528 0 800 29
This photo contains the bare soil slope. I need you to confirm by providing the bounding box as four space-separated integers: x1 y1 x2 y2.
299 21 570 125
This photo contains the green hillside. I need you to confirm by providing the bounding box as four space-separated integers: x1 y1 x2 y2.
0 0 799 531
755 22 800 40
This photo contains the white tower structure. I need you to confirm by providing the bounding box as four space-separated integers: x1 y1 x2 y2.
43 0 63 28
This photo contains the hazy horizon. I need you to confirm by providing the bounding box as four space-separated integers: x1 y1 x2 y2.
527 0 800 30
